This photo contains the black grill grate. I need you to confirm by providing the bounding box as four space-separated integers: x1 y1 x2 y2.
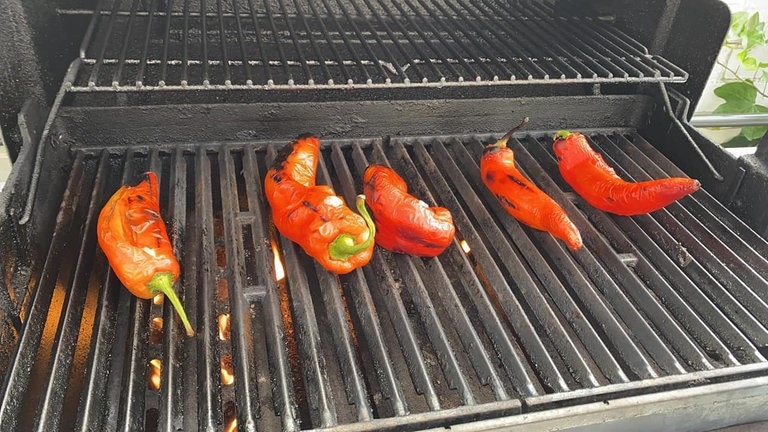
64 0 688 90
2 129 768 431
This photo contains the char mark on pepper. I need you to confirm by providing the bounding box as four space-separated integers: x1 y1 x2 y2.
507 174 530 189
497 195 517 210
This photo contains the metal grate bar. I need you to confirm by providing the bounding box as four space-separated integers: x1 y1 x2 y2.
398 0 483 80
112 0 140 86
156 147 189 430
449 0 550 80
265 146 339 427
219 148 260 429
200 0 210 84
372 141 510 400
229 0 254 85
158 0 174 85
194 150 223 429
302 0 351 84
244 0 273 84
276 0 314 85
32 153 105 431
217 0 232 84
362 0 421 83
436 137 607 389
88 0 123 86
614 134 768 281
518 136 687 376
181 0 191 84
134 0 157 85
420 0 514 80
486 1 602 79
292 0 332 84
346 145 443 410
424 138 572 393
263 0 295 83
444 136 630 386
0 153 88 430
243 145 300 431
334 0 391 83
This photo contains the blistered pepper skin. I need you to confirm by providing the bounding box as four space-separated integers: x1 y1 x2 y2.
553 131 701 216
481 142 583 251
363 164 455 257
264 134 375 274
97 172 194 336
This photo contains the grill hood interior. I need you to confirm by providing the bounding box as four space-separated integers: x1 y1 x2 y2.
3 0 768 431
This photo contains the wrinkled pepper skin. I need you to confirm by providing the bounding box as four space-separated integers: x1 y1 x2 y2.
552 131 701 216
481 120 582 250
264 134 375 274
363 164 455 257
97 172 194 336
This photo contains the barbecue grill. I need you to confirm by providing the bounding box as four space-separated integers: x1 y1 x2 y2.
2 0 768 430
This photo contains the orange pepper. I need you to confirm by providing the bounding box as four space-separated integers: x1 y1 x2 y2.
553 131 701 216
264 134 375 274
481 119 582 250
97 172 194 336
363 164 455 257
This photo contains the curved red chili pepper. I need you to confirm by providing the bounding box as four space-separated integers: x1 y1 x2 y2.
552 131 701 216
97 172 194 336
363 164 455 257
481 119 582 250
264 134 375 274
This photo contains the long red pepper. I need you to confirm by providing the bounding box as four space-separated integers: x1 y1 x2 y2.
481 119 582 250
552 131 701 216
363 164 455 257
97 172 194 336
264 134 376 274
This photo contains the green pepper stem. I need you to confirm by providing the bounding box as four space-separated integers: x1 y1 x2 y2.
148 272 195 337
329 195 376 261
554 130 572 140
493 117 530 148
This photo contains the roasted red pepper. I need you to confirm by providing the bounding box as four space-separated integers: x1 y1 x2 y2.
481 119 582 250
363 164 455 257
97 172 194 337
264 134 375 274
552 131 701 216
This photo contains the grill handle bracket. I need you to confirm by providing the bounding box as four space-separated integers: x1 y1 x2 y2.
657 82 724 182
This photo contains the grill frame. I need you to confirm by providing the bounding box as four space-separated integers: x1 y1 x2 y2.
4 0 768 430
3 92 768 430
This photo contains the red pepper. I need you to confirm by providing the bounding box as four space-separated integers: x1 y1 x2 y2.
363 164 455 257
264 134 376 274
97 172 194 337
481 119 582 250
552 131 701 216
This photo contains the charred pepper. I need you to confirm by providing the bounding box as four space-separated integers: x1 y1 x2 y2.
552 131 701 216
97 172 194 337
264 134 376 274
363 164 455 257
481 119 583 250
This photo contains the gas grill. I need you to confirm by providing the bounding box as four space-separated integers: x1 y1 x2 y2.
2 0 768 430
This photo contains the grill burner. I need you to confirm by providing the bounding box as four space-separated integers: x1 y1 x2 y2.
2 128 768 431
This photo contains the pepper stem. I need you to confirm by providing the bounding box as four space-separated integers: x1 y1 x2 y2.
329 195 376 261
148 272 195 337
554 130 572 140
493 117 530 148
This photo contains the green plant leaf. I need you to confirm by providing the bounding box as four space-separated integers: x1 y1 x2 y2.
741 125 768 141
730 11 749 36
713 81 758 111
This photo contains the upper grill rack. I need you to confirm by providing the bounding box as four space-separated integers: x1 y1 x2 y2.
2 128 768 431
67 0 688 90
